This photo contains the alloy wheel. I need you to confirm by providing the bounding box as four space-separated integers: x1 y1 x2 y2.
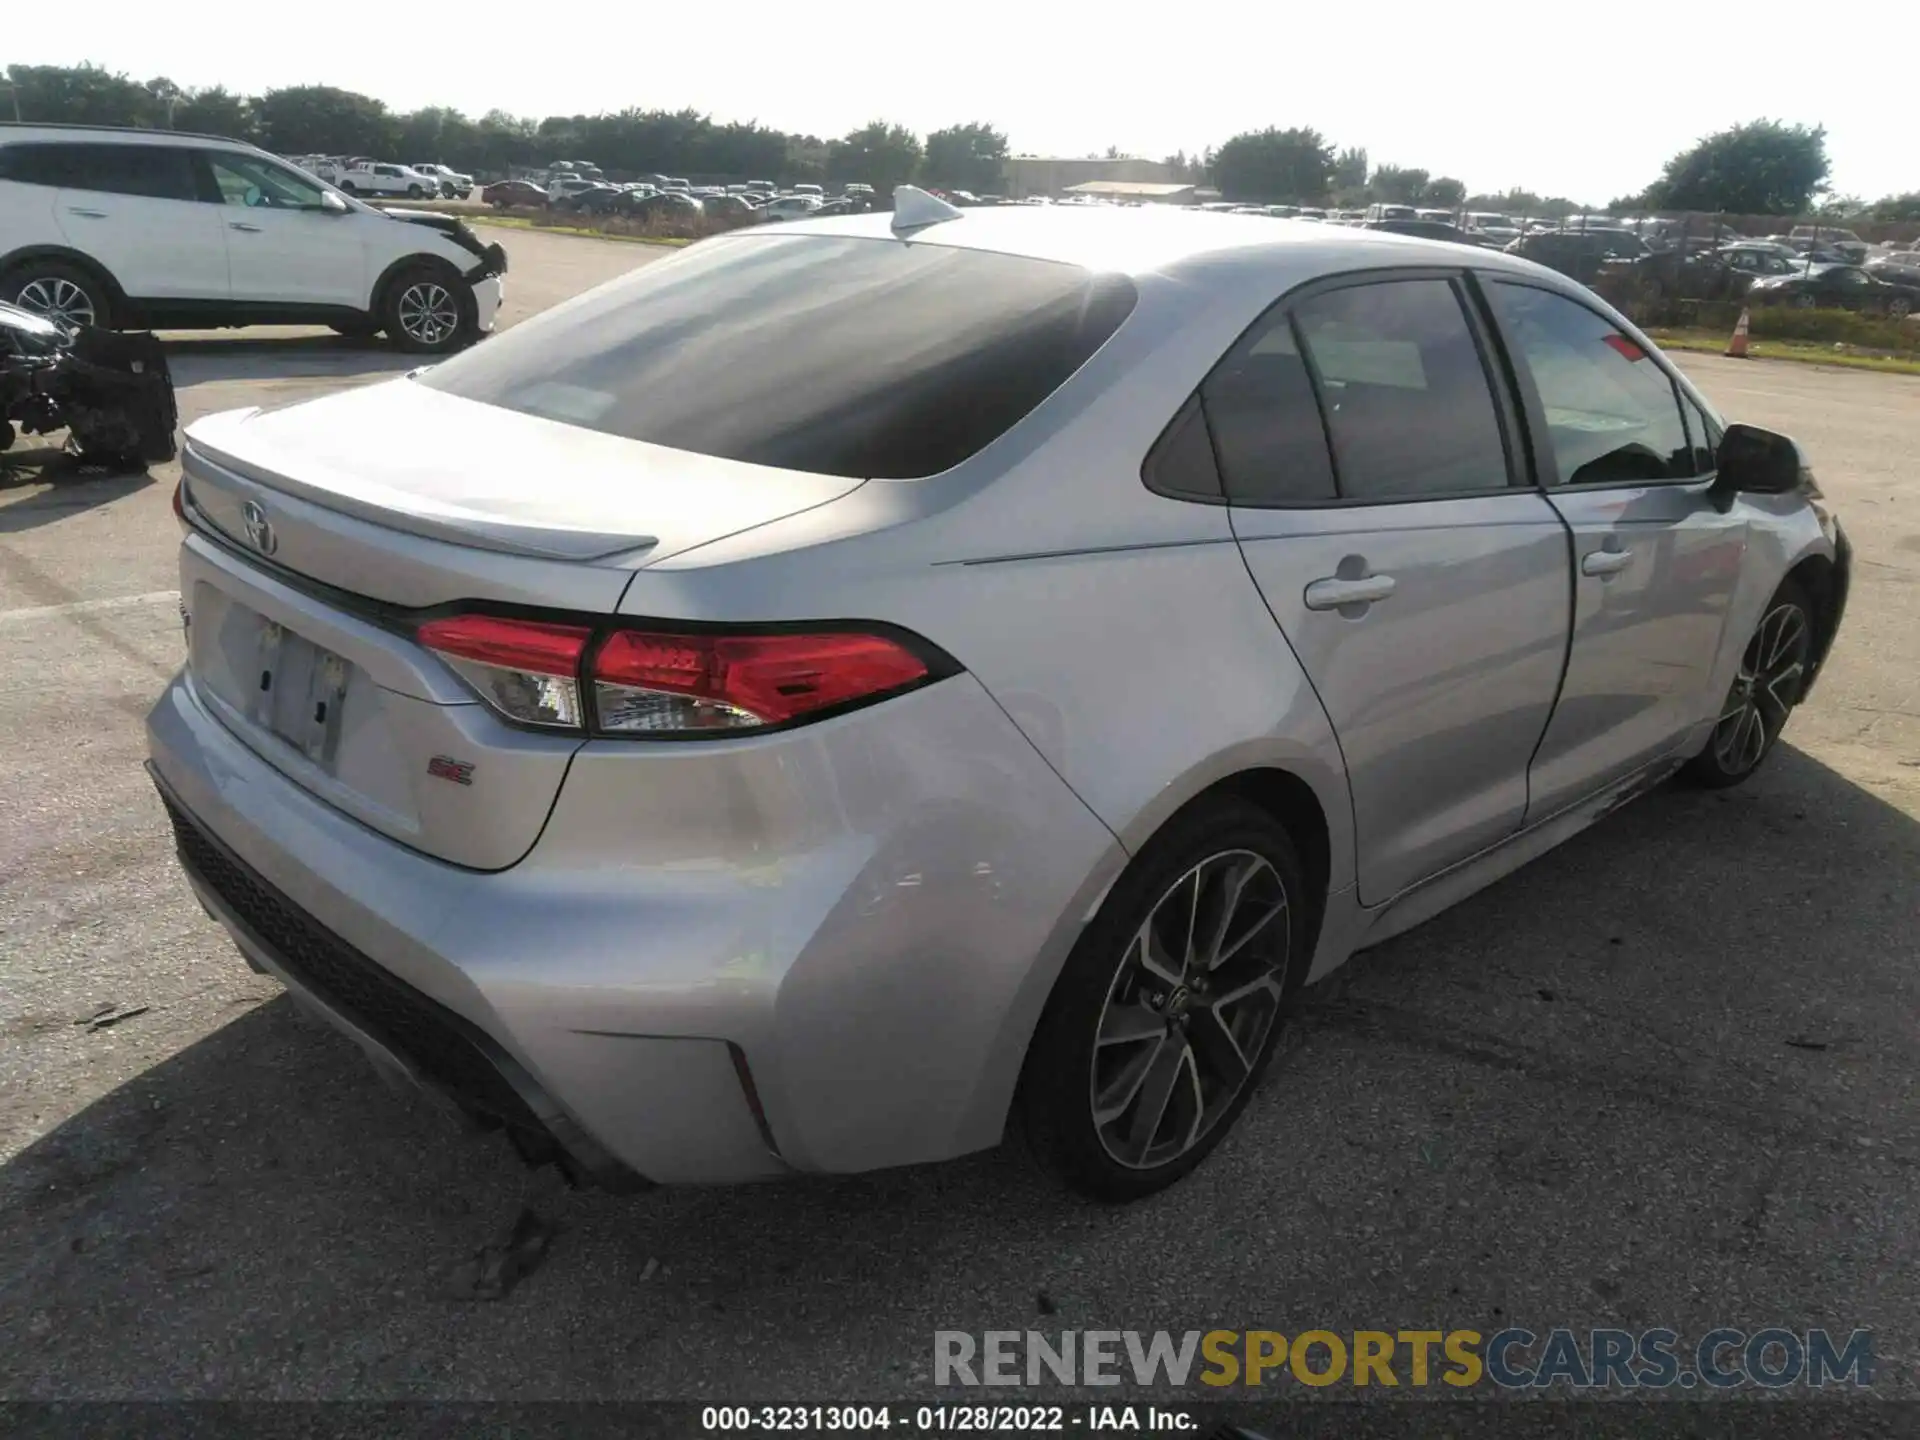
1712 602 1810 775
396 282 460 346
1091 850 1290 1170
16 276 96 329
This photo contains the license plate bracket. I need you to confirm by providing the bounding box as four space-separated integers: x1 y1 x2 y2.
247 619 349 766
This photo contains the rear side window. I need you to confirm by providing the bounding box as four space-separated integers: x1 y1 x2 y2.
1200 314 1337 504
421 235 1137 480
1292 278 1512 501
0 142 197 201
1486 282 1694 485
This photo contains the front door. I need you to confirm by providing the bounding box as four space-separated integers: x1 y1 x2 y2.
1481 280 1747 819
196 151 369 310
1215 273 1573 904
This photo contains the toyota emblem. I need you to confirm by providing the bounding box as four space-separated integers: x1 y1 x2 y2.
241 499 278 556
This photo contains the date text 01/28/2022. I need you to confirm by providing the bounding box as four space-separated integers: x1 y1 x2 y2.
701 1406 1194 1432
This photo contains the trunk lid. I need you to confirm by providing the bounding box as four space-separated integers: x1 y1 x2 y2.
177 379 863 869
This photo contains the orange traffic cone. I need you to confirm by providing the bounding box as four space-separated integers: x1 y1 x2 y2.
1725 306 1752 358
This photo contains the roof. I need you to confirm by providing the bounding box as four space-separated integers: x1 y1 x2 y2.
0 122 254 151
748 203 1563 291
1063 181 1196 198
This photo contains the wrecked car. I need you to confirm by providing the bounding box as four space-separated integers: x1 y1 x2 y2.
0 301 177 471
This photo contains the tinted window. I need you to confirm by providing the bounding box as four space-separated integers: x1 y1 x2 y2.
1487 282 1693 486
1293 279 1511 501
0 142 196 200
1200 313 1336 505
1142 395 1222 501
421 235 1137 480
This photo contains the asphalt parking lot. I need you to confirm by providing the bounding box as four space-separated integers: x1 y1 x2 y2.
1 224 1917 1403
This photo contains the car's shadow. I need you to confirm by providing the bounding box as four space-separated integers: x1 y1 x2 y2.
161 334 421 388
2 745 1916 1398
0 446 155 532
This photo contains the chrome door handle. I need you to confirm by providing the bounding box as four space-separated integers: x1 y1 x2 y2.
1304 574 1396 611
1581 548 1634 577
66 207 108 218
228 221 264 233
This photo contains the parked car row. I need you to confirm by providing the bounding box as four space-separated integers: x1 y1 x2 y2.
286 156 473 200
476 175 885 227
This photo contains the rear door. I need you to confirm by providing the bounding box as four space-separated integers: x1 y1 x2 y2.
42 142 230 302
1221 272 1573 904
1481 280 1746 818
194 151 370 309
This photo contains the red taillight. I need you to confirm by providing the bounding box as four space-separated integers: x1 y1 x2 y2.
418 613 941 736
417 614 592 729
592 629 931 733
171 478 186 521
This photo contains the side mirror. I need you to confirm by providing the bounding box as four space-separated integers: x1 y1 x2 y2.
1709 422 1805 512
319 189 349 215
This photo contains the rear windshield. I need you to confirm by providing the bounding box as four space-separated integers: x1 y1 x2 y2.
419 233 1137 479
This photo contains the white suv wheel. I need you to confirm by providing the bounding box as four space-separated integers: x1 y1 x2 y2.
16 275 98 329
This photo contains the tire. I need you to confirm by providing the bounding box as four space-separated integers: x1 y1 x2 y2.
340 181 358 195
1015 796 1312 1201
1681 578 1815 790
1792 293 1817 309
407 184 425 199
3 259 112 330
1889 296 1913 320
378 264 473 355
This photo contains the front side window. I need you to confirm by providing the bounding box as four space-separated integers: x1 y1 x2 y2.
420 234 1136 480
1291 278 1512 501
1487 281 1693 485
203 153 327 209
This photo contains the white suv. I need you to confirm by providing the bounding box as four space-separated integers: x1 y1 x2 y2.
0 126 506 353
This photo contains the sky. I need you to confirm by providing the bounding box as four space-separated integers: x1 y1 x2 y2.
20 3 1908 203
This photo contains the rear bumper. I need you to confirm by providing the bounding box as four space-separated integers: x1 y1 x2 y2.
146 665 1121 1183
154 766 649 1190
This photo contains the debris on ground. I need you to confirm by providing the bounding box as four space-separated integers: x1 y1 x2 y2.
73 1004 149 1032
444 1207 560 1301
638 1257 659 1282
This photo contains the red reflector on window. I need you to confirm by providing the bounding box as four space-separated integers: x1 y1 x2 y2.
1603 334 1647 362
416 615 591 676
592 629 930 729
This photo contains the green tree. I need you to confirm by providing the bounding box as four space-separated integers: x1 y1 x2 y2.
1867 191 1920 222
1425 175 1466 208
1369 164 1430 204
254 85 397 158
829 121 922 194
1331 146 1369 192
5 63 155 125
923 122 1009 193
173 86 254 140
1635 119 1830 215
1209 127 1334 203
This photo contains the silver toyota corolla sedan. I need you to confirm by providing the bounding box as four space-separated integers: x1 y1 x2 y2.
148 196 1851 1201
